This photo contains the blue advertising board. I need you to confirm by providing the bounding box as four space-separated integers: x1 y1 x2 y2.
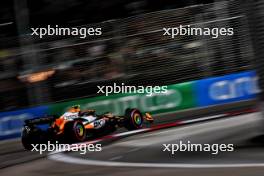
0 106 49 140
195 71 260 107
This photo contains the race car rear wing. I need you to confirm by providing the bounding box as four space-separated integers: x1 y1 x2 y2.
24 115 58 125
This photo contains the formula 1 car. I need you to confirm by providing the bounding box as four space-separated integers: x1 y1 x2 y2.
21 107 153 150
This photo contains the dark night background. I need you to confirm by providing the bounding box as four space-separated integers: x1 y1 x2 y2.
0 0 214 38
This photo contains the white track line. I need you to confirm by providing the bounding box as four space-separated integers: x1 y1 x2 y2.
49 153 264 168
182 114 225 124
113 129 148 137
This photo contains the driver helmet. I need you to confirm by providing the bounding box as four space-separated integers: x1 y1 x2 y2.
68 105 81 113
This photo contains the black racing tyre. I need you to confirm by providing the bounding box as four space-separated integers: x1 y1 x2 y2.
21 126 42 150
21 127 34 150
124 108 143 130
64 121 86 143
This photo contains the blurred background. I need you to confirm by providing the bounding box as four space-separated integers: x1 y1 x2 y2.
0 0 256 111
2 1 264 176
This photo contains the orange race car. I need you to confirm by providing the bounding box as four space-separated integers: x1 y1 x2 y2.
21 105 153 150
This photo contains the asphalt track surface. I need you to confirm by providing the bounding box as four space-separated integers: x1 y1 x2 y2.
1 112 264 176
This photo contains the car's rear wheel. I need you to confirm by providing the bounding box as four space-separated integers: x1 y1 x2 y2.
64 121 86 143
124 108 143 130
21 126 42 150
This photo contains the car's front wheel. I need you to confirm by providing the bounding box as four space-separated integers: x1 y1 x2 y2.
124 108 143 130
64 121 86 143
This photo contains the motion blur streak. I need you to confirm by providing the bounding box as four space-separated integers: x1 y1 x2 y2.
1 0 264 176
0 112 261 176
48 113 261 169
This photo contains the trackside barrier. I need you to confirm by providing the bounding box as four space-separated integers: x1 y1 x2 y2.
48 82 197 116
195 71 259 106
0 71 259 140
49 71 259 115
0 106 49 140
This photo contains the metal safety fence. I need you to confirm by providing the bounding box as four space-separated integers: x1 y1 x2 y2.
0 0 255 110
